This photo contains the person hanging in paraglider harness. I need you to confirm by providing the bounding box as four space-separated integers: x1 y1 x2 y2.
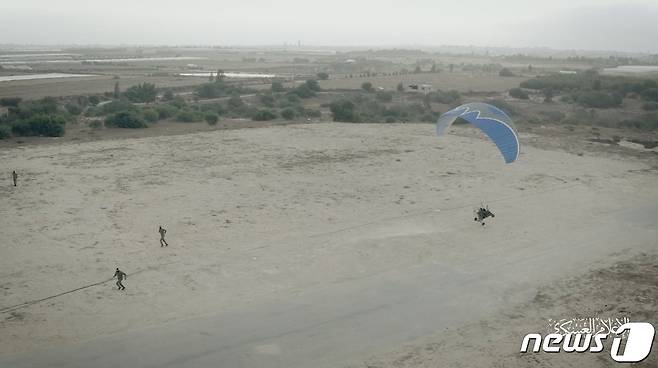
474 205 495 226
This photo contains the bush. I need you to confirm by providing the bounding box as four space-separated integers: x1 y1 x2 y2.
0 125 11 139
15 97 59 118
425 90 461 104
619 114 658 131
271 81 285 92
361 82 374 92
124 83 157 103
641 88 658 102
574 91 622 108
499 68 515 77
205 113 219 125
509 88 529 100
316 72 329 80
304 79 321 92
200 103 226 115
175 110 204 123
101 100 137 115
259 93 275 107
488 99 519 117
141 109 160 123
329 100 359 122
252 109 277 121
289 84 316 98
162 90 175 101
642 101 658 111
155 104 179 119
376 91 393 102
168 96 187 109
105 111 148 128
227 95 245 109
12 114 67 136
0 97 22 107
88 96 100 106
281 108 296 120
196 83 224 99
65 103 83 115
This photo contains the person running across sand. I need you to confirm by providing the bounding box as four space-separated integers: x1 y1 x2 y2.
159 226 169 247
113 268 127 290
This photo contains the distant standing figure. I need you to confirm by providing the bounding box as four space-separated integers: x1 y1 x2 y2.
113 268 127 290
12 171 17 187
159 226 169 247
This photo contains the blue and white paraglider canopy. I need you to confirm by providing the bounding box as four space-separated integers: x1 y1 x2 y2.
436 102 520 163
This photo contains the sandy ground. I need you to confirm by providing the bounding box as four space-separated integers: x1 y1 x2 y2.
0 122 656 365
347 251 658 368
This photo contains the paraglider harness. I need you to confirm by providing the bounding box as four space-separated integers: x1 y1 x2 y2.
474 205 495 226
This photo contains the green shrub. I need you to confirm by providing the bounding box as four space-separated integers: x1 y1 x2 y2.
642 101 658 111
89 120 103 129
509 88 529 99
105 111 148 128
155 105 179 119
168 96 187 109
361 82 374 92
619 114 658 131
329 100 359 122
488 99 519 116
281 108 296 120
205 113 219 125
574 91 622 108
499 68 515 77
259 93 275 107
252 109 277 121
0 97 22 107
304 79 321 92
175 110 204 122
271 81 285 92
141 109 160 123
101 100 137 115
227 95 245 109
316 72 329 80
65 103 83 115
11 114 67 137
642 88 658 102
425 90 460 104
0 125 11 139
162 90 175 101
88 96 100 106
124 83 157 103
199 103 225 115
376 91 393 102
288 84 316 98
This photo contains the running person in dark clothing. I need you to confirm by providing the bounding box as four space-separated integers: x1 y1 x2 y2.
12 171 17 187
159 226 169 247
113 268 127 290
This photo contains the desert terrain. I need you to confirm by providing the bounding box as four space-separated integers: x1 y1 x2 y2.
0 120 656 367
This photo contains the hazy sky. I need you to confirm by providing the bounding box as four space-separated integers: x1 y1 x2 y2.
1 0 657 52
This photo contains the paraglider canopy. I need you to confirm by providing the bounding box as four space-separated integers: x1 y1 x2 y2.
436 102 519 163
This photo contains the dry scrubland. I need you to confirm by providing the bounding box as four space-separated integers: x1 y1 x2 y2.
0 123 656 367
0 75 208 100
319 72 527 92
